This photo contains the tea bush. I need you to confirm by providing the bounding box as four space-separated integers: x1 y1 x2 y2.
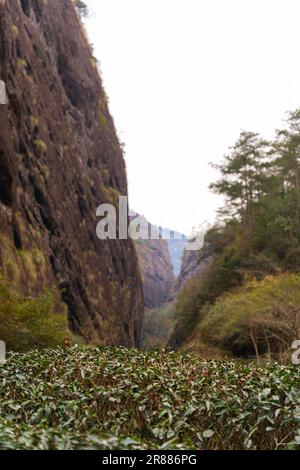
0 346 299 450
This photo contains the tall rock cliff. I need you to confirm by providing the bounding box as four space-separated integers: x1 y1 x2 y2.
136 237 175 309
131 215 175 309
0 0 144 346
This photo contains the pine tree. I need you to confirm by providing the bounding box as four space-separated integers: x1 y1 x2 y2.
210 131 269 228
273 110 300 192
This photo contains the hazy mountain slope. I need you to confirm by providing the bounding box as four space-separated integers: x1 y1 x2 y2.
132 215 175 309
165 233 186 277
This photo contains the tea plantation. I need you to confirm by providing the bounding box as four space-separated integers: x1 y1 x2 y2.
0 346 299 450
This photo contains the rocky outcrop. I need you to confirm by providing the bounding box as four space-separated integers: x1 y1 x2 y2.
136 237 175 309
175 248 214 294
0 0 143 346
131 215 175 309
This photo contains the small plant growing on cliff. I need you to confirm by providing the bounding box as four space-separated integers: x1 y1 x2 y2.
30 115 39 128
11 24 19 37
34 139 47 154
74 0 89 19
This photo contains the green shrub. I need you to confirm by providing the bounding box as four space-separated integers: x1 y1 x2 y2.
201 273 300 361
0 275 68 352
34 139 47 154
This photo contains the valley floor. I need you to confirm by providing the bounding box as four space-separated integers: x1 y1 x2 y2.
0 346 299 450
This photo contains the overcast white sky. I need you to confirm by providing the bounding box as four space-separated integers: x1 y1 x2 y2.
85 0 300 234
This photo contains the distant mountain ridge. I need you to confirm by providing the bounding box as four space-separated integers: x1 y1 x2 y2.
130 212 187 277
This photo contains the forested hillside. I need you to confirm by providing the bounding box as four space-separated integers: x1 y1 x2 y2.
170 113 300 361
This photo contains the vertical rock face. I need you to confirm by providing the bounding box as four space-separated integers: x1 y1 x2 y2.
0 0 144 346
131 215 175 309
136 237 175 309
174 249 214 294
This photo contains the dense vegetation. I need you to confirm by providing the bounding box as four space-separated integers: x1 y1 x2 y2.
201 274 300 360
0 346 299 450
0 275 67 352
142 305 175 350
171 110 300 359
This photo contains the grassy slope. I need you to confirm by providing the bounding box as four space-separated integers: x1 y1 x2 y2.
0 346 299 450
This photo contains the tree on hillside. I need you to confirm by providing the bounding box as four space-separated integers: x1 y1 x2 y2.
272 109 300 226
275 110 300 185
210 131 269 228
